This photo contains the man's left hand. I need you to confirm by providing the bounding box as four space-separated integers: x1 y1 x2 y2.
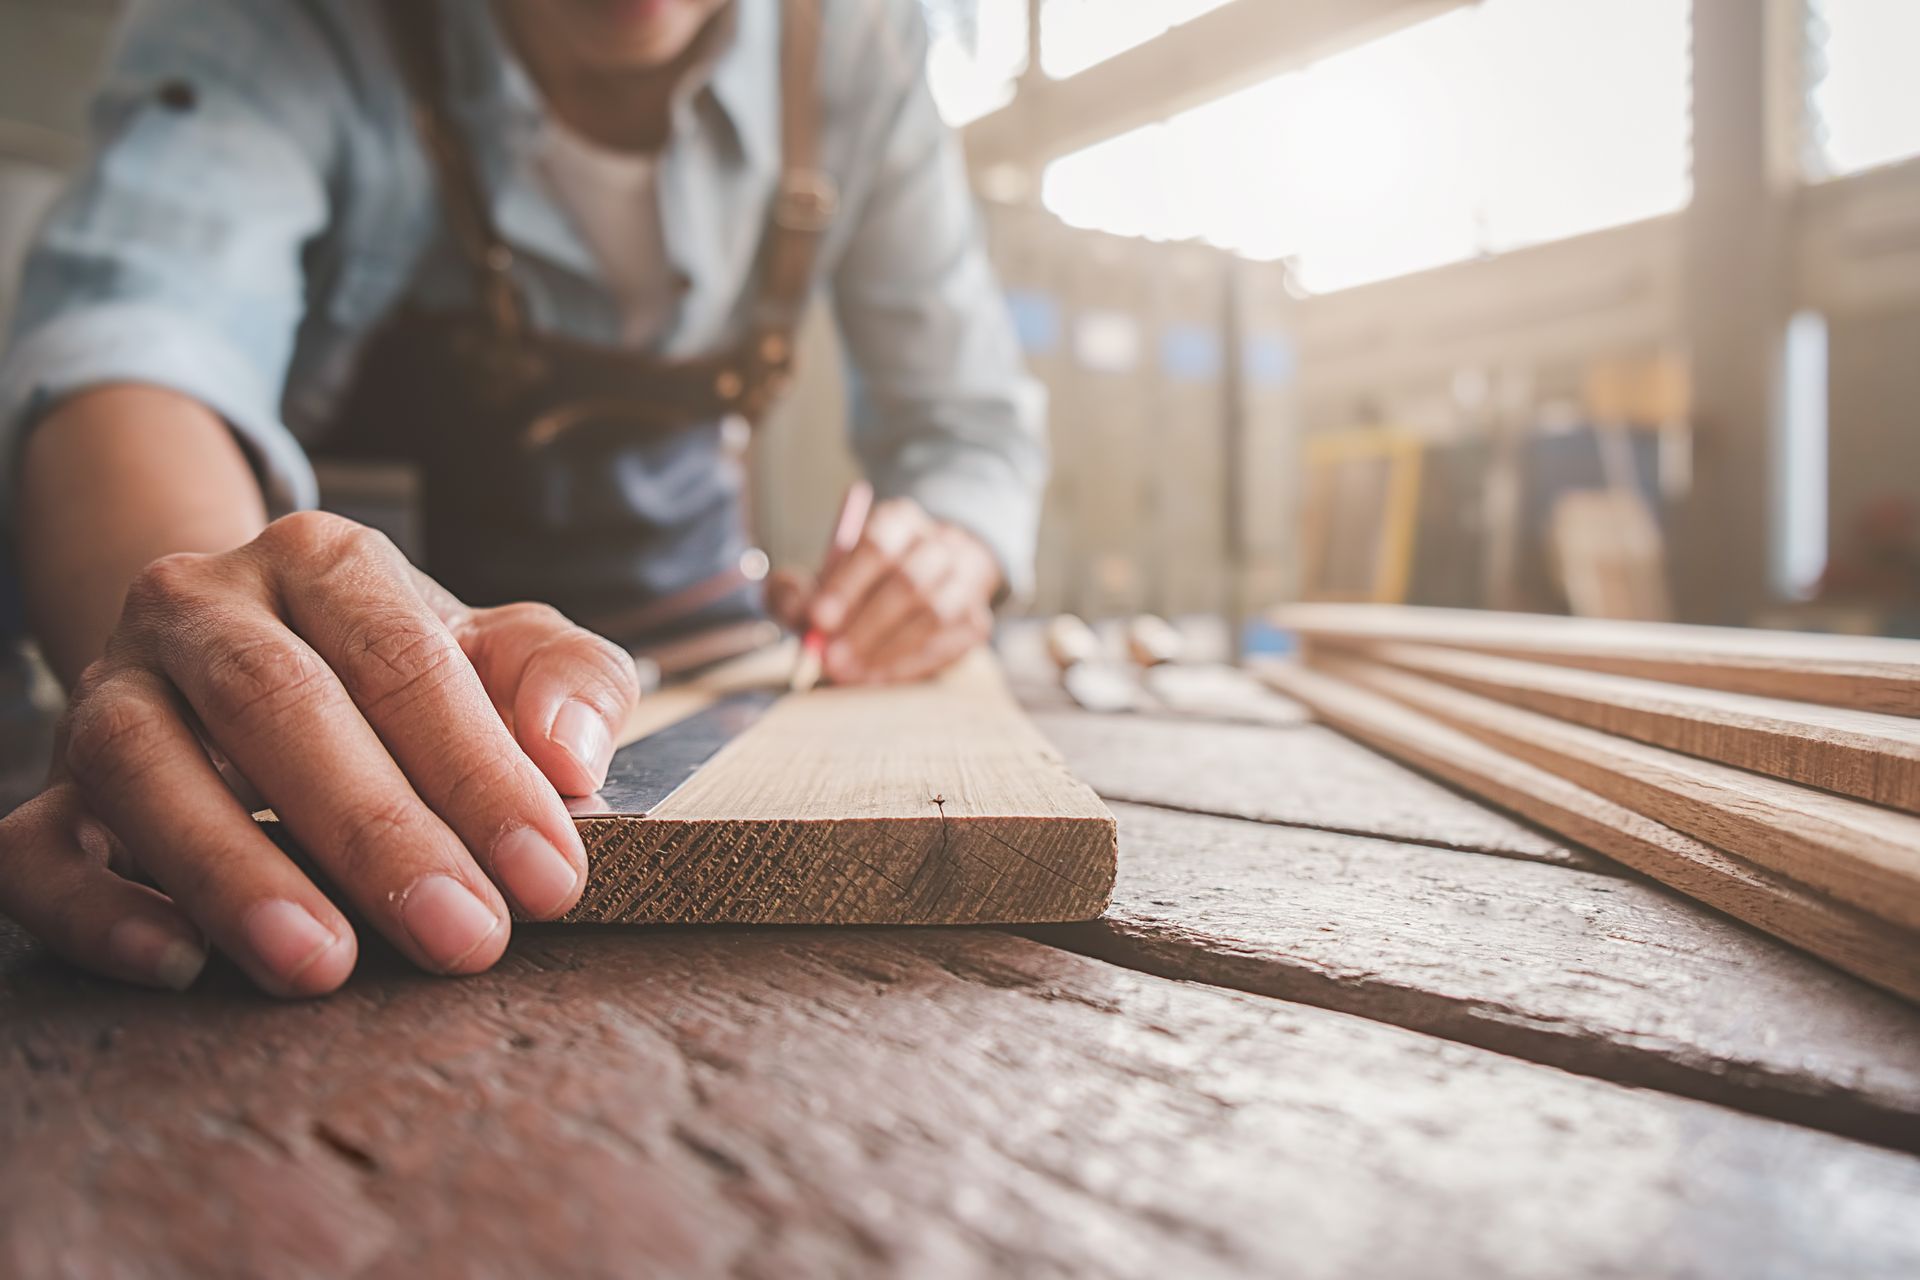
765 498 999 686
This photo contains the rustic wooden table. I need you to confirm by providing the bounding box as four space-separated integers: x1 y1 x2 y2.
4 662 1919 1278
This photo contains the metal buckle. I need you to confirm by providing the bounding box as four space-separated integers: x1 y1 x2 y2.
774 170 839 233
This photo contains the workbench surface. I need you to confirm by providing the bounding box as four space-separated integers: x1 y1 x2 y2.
4 665 1918 1278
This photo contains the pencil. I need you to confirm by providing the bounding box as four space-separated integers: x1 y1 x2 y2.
790 480 875 693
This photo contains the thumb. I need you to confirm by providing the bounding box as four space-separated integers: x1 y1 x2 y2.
458 602 641 797
408 568 639 797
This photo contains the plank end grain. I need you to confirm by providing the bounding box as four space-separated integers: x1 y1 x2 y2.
570 652 1118 925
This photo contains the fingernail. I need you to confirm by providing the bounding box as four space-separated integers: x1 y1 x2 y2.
551 699 613 786
493 827 581 918
812 598 843 632
243 899 341 987
107 917 207 992
400 875 502 972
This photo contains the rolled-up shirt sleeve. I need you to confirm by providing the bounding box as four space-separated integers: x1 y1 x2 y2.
0 0 340 525
828 5 1048 601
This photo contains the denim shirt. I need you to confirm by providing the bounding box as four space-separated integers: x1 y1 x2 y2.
0 0 1046 597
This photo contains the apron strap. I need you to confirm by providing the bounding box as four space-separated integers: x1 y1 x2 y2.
754 0 833 343
379 0 832 417
380 0 529 340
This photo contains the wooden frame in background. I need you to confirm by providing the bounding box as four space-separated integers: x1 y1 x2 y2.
1299 428 1424 603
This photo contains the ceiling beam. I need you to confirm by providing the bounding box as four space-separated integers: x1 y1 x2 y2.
964 0 1472 173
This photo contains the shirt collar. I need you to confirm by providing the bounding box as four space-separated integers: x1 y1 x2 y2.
454 1 781 171
704 1 781 171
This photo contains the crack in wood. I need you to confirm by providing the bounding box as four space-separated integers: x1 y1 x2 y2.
1104 794 1624 874
1019 920 1920 1156
310 1119 381 1175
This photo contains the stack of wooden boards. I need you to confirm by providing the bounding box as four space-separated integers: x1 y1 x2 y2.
1259 605 1920 1004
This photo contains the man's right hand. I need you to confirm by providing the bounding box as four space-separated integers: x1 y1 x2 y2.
0 511 641 997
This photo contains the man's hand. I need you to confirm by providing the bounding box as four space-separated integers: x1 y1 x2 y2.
0 512 640 997
766 498 999 685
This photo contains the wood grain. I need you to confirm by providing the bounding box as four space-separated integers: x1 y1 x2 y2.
1276 601 1920 715
572 652 1117 925
1353 641 1920 814
1259 661 1920 1004
1029 708 1597 869
5 923 1919 1278
1037 802 1920 1151
1324 657 1920 931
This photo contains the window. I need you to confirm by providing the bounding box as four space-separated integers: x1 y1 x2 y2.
1775 311 1829 601
1041 0 1692 294
1038 0 1240 80
923 0 1029 127
1807 0 1920 178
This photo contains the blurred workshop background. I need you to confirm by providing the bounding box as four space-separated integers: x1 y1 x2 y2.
3 0 1920 650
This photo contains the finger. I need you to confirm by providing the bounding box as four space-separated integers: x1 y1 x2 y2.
452 601 635 794
866 558 994 684
155 609 516 970
763 569 813 632
938 525 1005 602
256 521 588 923
858 611 940 684
61 670 358 997
868 609 989 685
456 602 640 796
121 542 514 973
808 499 928 634
0 785 208 992
826 572 932 683
828 535 954 676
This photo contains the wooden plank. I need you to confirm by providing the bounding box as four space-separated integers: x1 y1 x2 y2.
1275 602 1920 715
1260 661 1920 1004
1029 708 1597 869
1353 642 1920 814
1038 802 1920 1151
571 652 1117 925
4 924 1919 1278
1327 656 1920 931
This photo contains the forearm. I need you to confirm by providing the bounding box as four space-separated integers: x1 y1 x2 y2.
16 385 269 686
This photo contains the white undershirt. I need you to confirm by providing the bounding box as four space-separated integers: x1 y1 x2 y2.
533 120 676 346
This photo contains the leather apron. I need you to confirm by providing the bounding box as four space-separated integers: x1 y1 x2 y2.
324 0 833 648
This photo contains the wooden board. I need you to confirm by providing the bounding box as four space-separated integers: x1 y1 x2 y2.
1275 602 1920 716
5 923 1919 1278
1258 661 1920 1004
1029 708 1597 869
571 652 1117 925
1037 802 1920 1151
1326 656 1920 931
1352 641 1920 814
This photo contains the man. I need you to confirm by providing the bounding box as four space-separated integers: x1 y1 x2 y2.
0 0 1043 997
